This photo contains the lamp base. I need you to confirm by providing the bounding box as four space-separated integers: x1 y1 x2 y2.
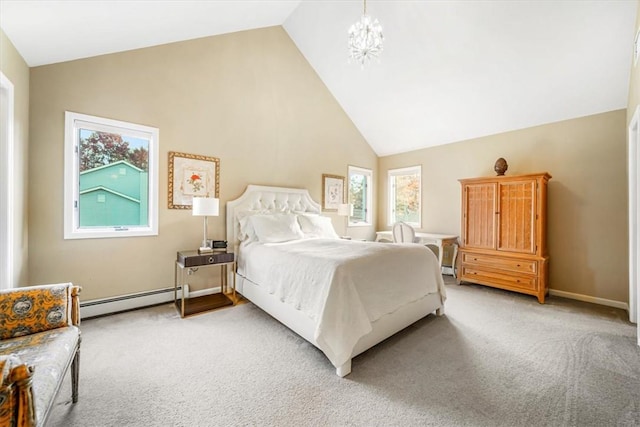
198 246 214 254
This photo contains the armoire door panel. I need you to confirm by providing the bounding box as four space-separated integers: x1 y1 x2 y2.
463 183 496 249
497 181 536 254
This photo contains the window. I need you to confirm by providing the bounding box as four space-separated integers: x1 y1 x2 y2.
1 72 14 289
388 165 421 227
347 166 372 226
64 112 158 239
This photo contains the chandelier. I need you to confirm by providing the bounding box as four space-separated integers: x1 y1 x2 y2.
348 0 384 66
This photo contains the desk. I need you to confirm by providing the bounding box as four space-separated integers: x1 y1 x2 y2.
375 231 459 276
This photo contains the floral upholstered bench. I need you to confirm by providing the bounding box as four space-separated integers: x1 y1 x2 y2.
0 283 81 427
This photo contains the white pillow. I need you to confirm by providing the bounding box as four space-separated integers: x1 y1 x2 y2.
236 211 260 242
297 214 339 239
249 213 305 243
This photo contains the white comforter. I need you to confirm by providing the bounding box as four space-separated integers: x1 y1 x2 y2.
239 238 446 368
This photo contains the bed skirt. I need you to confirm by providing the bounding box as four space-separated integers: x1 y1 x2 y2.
236 274 444 377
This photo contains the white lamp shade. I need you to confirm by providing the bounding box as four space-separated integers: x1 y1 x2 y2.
192 197 219 216
337 203 353 216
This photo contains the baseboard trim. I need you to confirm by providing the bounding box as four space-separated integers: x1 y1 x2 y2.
81 285 628 317
80 286 221 318
549 288 629 312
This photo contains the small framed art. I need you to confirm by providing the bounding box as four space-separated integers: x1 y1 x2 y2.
322 174 345 211
168 151 220 209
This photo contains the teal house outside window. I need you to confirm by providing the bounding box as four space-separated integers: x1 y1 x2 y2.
78 160 148 227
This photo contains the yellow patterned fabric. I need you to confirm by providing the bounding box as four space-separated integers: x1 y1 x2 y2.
0 283 80 427
0 328 79 425
0 284 71 340
0 354 36 427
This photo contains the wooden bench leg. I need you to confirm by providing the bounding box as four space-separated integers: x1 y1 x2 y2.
71 336 81 403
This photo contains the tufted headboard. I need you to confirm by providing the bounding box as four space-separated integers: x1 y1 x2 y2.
226 185 321 253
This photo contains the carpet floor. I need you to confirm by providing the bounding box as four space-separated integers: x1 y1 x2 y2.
48 278 640 426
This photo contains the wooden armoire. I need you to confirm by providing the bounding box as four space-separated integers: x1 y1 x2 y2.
458 172 551 303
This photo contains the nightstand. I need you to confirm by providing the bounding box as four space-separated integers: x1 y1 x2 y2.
174 250 236 317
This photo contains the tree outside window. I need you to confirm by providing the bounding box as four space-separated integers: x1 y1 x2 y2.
389 166 421 227
79 131 149 172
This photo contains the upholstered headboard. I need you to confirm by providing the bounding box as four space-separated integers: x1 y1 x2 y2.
226 185 321 252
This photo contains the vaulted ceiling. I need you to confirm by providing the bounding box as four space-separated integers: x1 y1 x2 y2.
1 0 637 156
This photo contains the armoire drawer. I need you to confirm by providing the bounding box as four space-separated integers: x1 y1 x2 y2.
461 253 537 274
460 266 538 291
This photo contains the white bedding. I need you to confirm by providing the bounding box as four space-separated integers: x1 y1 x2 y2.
238 238 446 368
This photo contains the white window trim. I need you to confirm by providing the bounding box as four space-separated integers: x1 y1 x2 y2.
628 105 640 333
348 165 373 227
0 72 15 289
64 111 159 239
388 165 422 227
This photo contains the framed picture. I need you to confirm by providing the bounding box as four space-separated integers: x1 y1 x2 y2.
168 151 220 209
322 174 345 211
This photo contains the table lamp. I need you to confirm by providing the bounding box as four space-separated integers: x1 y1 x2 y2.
338 203 354 217
192 197 219 254
337 203 354 239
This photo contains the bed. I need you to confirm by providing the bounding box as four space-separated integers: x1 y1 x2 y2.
226 185 446 377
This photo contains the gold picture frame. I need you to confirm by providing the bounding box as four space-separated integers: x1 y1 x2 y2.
168 151 220 209
322 174 345 211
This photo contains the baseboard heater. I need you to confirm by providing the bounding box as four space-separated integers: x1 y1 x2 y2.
80 286 220 319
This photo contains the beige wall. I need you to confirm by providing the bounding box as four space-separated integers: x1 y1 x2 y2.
379 110 628 304
28 26 377 300
0 29 30 286
15 15 640 305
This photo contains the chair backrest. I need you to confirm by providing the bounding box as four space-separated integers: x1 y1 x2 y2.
392 222 416 243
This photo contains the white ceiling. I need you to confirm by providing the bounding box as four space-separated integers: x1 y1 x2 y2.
1 0 637 156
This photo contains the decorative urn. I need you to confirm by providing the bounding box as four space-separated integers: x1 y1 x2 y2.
494 158 508 176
